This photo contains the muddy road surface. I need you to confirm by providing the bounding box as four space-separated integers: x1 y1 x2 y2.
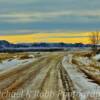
0 52 99 100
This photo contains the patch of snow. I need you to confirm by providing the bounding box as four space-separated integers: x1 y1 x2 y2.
0 58 35 71
75 57 92 66
93 54 100 60
29 54 35 58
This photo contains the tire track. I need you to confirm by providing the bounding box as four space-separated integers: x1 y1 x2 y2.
59 62 78 100
9 56 57 100
34 56 62 100
0 57 48 91
0 56 55 100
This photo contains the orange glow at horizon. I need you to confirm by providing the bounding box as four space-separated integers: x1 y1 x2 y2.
0 32 90 44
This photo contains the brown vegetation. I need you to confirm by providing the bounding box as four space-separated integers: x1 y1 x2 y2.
89 32 100 55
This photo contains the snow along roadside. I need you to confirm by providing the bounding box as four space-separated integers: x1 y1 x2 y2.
62 56 100 100
0 58 36 72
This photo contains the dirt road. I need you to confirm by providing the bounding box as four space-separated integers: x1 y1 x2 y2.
0 53 78 100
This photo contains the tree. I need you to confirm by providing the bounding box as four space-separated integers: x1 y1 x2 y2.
90 32 100 55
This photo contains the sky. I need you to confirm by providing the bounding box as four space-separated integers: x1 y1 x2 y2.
0 0 100 43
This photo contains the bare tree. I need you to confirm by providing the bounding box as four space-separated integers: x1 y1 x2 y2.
90 32 100 55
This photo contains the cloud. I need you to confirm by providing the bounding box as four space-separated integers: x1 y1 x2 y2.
0 10 100 23
47 36 89 39
0 0 100 35
0 30 37 35
0 0 100 12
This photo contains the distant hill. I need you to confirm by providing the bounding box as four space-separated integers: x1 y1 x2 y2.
0 40 98 52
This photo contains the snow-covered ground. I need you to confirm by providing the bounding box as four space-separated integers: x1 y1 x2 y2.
0 58 35 71
62 56 100 100
93 54 100 61
74 55 100 67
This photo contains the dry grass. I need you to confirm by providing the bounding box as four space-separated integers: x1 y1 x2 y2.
73 52 92 58
0 52 34 62
18 53 33 60
72 59 79 65
80 68 100 85
0 53 15 62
